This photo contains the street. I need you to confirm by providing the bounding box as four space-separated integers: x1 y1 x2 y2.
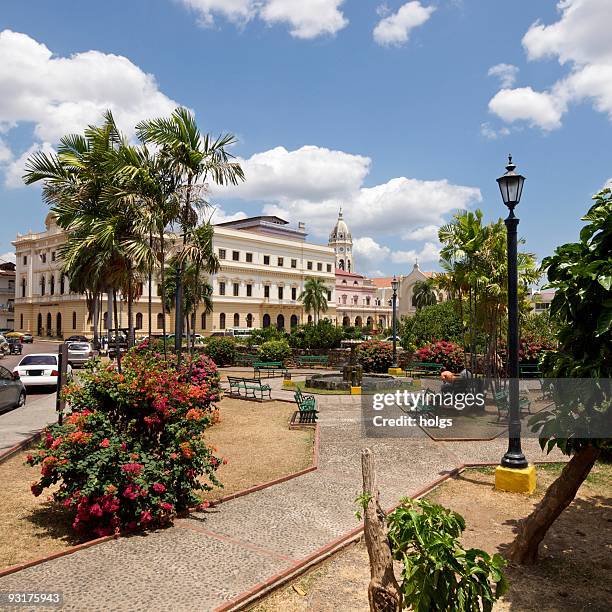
0 340 61 453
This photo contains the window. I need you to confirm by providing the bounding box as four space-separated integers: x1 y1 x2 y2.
277 257 284 267
326 264 332 272
317 262 322 271
307 261 313 270
20 313 23 328
291 287 297 300
51 251 56 262
219 313 226 329
40 276 46 295
23 255 27 265
264 285 270 298
232 250 239 261
246 313 253 328
41 253 47 263
233 282 239 297
50 275 55 295
72 311 77 329
21 278 26 297
263 255 270 265
353 295 358 305
278 286 284 300
135 312 142 329
157 313 164 329
366 297 371 306
263 313 271 328
233 313 239 327
354 280 359 285
201 312 207 329
327 291 332 301
246 252 253 263
219 281 226 296
291 259 297 268
219 249 226 259
342 295 347 304
60 276 65 294
246 284 252 297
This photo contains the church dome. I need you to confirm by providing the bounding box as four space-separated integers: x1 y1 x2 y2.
329 209 351 241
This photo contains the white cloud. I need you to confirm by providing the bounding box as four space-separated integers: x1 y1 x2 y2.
403 224 439 241
0 29 179 186
353 236 391 263
488 0 612 130
373 1 435 47
488 63 519 88
209 207 249 224
177 0 348 39
353 237 439 272
0 137 11 163
0 251 16 264
479 122 511 140
4 142 55 189
391 241 440 264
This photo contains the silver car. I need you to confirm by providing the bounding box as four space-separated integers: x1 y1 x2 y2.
0 365 26 412
67 342 94 368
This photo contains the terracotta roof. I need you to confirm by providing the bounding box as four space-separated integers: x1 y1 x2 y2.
335 269 364 278
370 277 393 288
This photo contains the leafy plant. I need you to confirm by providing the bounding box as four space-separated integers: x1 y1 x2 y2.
288 320 344 349
387 499 507 611
204 336 237 366
245 326 287 346
258 339 291 362
400 300 464 348
357 340 394 373
415 340 464 371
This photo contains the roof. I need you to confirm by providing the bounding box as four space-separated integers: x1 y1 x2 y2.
370 277 393 288
329 209 351 241
335 268 364 278
214 215 307 240
214 215 288 228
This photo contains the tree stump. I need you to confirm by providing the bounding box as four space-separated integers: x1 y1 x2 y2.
360 448 402 611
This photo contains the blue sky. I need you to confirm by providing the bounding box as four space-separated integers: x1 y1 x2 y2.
0 0 610 278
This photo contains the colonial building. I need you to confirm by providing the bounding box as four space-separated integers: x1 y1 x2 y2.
12 214 336 338
328 208 353 272
0 261 15 331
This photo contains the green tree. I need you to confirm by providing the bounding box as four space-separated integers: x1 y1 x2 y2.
508 189 612 564
298 277 329 323
400 300 464 349
411 280 438 310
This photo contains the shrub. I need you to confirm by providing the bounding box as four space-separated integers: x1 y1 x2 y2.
26 348 222 537
400 300 464 349
203 336 237 366
288 320 344 350
258 339 291 362
357 340 394 373
343 326 364 340
245 327 287 347
415 340 464 371
387 498 507 611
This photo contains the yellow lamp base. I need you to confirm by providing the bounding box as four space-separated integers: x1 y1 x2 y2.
351 386 362 395
388 367 404 376
495 464 536 494
282 380 294 389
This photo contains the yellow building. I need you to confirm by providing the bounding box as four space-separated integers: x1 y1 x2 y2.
12 214 336 338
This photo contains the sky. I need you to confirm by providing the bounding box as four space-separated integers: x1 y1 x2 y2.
0 0 610 278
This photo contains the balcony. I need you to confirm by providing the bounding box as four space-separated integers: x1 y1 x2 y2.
0 303 14 313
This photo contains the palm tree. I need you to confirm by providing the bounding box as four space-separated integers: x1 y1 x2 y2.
411 280 438 310
136 107 244 361
299 277 329 323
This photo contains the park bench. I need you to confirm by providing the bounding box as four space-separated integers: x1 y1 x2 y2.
406 362 444 377
293 387 318 423
235 354 258 367
494 388 531 421
253 361 288 378
519 364 542 378
227 376 272 400
296 355 329 368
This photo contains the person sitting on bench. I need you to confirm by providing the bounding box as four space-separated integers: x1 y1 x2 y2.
440 365 473 393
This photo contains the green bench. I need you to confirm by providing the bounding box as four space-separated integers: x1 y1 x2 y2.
294 388 318 423
296 355 329 368
494 389 531 421
235 354 258 367
227 376 272 400
406 362 444 377
253 361 288 378
519 364 542 378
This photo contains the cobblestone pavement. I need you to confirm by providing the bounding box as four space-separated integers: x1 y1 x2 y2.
0 375 562 611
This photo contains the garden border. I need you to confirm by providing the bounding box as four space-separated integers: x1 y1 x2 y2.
0 431 43 466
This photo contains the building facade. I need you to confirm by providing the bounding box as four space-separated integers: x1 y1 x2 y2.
0 261 15 331
12 214 336 338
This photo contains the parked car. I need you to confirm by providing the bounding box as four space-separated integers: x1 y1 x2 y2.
7 337 23 355
22 332 34 343
67 342 94 367
0 334 8 355
64 335 89 343
13 354 72 388
0 365 26 412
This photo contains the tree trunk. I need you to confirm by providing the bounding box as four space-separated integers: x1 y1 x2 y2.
92 293 100 349
160 231 167 360
127 268 134 349
148 229 152 341
508 444 600 564
360 448 402 612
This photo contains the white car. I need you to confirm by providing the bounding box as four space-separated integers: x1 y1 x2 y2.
13 353 72 388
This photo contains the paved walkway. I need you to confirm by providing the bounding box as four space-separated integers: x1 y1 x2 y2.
0 376 561 611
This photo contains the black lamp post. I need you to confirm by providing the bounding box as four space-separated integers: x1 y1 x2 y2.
497 155 528 470
391 275 399 368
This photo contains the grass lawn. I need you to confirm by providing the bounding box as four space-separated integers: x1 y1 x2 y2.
249 462 612 611
0 398 314 570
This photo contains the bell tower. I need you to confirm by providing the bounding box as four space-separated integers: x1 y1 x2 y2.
328 208 353 272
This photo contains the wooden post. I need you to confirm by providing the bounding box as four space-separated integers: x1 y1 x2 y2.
361 448 402 612
56 343 69 425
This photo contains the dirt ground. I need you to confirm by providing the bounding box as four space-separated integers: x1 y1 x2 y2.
0 398 313 569
249 462 612 612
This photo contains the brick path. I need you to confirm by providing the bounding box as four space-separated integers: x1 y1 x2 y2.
0 375 561 611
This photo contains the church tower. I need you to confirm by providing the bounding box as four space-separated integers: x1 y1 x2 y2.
328 208 353 272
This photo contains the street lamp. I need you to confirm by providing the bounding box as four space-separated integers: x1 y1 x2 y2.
497 155 528 470
391 275 399 368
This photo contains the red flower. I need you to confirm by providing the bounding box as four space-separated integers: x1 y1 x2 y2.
121 463 144 476
31 482 43 497
99 438 110 448
152 483 166 494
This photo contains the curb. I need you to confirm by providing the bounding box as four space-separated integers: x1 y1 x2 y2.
0 431 43 465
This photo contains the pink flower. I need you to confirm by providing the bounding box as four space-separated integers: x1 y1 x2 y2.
140 510 153 524
121 463 144 476
99 438 110 448
89 503 103 518
152 483 166 494
160 502 174 512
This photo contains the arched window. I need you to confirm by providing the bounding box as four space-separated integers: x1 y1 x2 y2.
338 259 344 270
50 275 55 295
342 279 347 284
246 313 253 328
219 313 226 329
37 313 43 335
72 311 77 330
46 312 52 334
20 313 23 329
342 295 347 304
355 316 362 327
290 314 298 328
307 314 312 324
262 313 271 328
233 313 240 327
157 313 164 329
135 312 143 330
56 312 62 334
276 314 285 330
21 278 26 297
201 312 207 329
40 276 46 296
60 275 65 294
366 316 373 329
366 297 370 306
353 280 358 285
347 261 351 272
342 316 350 327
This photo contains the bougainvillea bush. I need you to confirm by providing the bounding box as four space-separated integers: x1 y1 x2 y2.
26 347 222 538
415 341 465 371
357 340 394 373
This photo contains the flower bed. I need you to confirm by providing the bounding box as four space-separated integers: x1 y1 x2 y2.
415 341 465 371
